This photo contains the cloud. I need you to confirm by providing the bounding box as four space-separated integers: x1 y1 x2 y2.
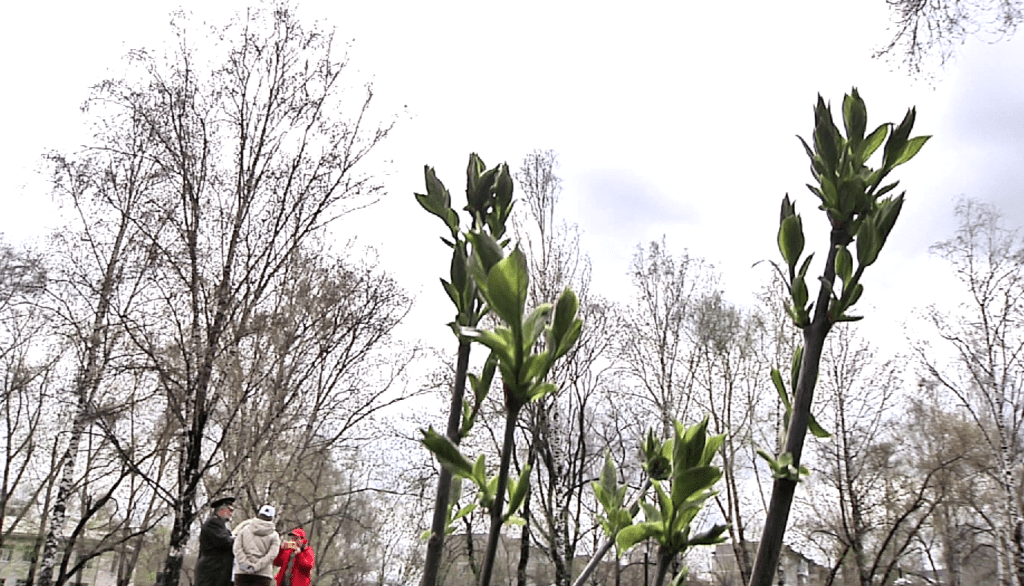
914 38 1023 206
573 168 700 241
939 38 1024 225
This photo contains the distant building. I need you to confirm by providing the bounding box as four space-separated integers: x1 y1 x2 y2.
709 542 826 586
437 533 731 586
1 512 129 586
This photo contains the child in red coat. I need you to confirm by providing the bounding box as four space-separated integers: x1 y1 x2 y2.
273 528 315 586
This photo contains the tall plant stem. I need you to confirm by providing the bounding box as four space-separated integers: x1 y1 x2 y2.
652 547 674 586
421 340 473 586
478 400 523 586
571 479 653 586
748 230 843 586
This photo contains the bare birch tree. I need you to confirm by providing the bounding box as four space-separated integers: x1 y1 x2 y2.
502 150 614 586
36 95 164 586
798 326 954 585
919 198 1024 586
48 6 394 585
618 238 712 436
880 0 1024 71
691 294 772 585
1 244 61 552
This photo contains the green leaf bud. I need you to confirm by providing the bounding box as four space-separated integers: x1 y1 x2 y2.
778 214 805 271
485 248 529 328
834 245 853 284
847 283 863 306
892 135 931 168
792 274 808 309
813 103 841 176
780 194 796 222
505 464 532 519
856 219 881 267
808 413 831 438
861 123 889 161
465 154 487 213
421 428 474 478
883 107 916 169
842 88 867 148
495 164 514 211
466 230 505 274
876 194 905 242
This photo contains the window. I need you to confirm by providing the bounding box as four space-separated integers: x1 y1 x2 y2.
1 547 13 561
22 547 36 562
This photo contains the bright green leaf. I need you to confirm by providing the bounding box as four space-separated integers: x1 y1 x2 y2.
834 245 853 284
654 481 673 520
505 464 532 519
861 123 889 161
689 523 729 546
421 428 474 478
468 455 486 490
856 220 881 266
790 346 803 392
701 433 726 466
808 413 832 439
527 382 558 402
451 503 477 523
554 319 583 361
771 368 791 410
616 523 662 555
552 288 579 346
458 327 513 366
892 135 930 168
640 501 662 523
778 215 804 271
486 248 529 326
671 466 721 508
523 303 553 350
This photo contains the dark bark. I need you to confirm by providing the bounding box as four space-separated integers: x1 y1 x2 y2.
517 488 532 586
478 402 523 586
421 340 472 586
571 480 650 586
748 228 843 586
652 548 673 586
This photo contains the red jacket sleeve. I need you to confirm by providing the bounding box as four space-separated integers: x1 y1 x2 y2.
273 548 290 568
295 547 315 573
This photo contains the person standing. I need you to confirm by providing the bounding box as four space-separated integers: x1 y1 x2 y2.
196 497 236 586
273 528 315 586
233 505 282 586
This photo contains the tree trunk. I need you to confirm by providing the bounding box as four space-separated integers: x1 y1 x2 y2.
37 403 88 586
38 207 129 586
157 495 196 586
517 423 540 586
517 489 532 586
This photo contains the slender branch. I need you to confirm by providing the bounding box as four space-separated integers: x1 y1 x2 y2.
421 340 472 586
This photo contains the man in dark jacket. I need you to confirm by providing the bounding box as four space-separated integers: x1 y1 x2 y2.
196 496 235 586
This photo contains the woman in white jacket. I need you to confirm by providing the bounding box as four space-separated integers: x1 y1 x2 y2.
232 505 282 586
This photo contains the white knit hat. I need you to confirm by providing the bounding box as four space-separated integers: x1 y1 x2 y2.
259 504 275 519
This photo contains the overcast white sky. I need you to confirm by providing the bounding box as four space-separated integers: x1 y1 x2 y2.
3 0 1023 355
